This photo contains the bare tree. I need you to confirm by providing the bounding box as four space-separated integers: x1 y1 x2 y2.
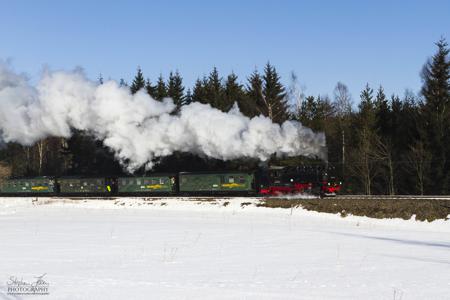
407 141 431 195
255 86 284 122
287 72 307 115
35 139 48 175
333 82 352 181
373 137 396 195
349 128 378 195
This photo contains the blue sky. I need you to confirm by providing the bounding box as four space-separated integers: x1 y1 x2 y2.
1 0 449 102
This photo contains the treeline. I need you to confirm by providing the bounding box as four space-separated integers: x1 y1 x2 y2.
0 39 449 195
125 63 289 123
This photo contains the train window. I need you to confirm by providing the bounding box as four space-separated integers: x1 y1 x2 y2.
25 182 29 187
136 180 141 185
239 176 245 183
228 176 234 183
97 179 101 184
159 178 164 184
144 179 150 185
121 180 126 185
83 182 88 186
150 179 157 184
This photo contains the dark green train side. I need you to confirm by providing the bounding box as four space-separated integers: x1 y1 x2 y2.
0 172 256 196
117 175 177 195
0 177 57 195
179 172 255 195
58 177 114 195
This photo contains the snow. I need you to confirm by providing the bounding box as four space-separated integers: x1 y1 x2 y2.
0 197 449 300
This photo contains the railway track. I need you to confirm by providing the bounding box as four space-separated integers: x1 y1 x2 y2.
3 194 450 201
332 195 450 201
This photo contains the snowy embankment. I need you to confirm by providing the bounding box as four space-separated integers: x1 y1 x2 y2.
0 197 449 300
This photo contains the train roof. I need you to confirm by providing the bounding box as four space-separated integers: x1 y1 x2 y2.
179 171 253 175
5 176 55 180
118 173 177 178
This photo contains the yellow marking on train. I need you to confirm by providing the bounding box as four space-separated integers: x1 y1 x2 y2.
31 186 49 191
221 183 244 188
107 185 111 192
146 184 163 189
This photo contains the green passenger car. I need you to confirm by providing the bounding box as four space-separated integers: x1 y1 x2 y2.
0 177 56 194
179 172 255 194
118 175 176 194
58 177 111 194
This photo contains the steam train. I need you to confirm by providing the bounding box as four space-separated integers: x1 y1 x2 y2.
0 166 341 197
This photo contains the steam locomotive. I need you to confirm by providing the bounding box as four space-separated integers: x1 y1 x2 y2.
0 166 340 197
259 165 341 196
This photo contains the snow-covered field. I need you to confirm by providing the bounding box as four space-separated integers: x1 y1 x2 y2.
0 197 449 300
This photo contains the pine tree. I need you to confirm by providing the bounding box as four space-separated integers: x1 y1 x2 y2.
358 83 376 128
192 77 208 104
155 74 168 101
420 38 450 194
206 67 224 110
119 78 127 87
245 69 263 118
297 95 316 127
421 38 450 110
167 71 185 109
351 83 377 195
261 62 288 123
98 73 104 85
373 86 396 195
145 79 157 99
313 95 334 132
223 72 244 112
130 67 146 94
374 86 391 136
184 88 193 106
297 95 333 131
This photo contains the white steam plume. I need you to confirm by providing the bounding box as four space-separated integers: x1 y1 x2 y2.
0 63 326 172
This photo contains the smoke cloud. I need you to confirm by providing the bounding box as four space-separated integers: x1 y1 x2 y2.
0 62 326 172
